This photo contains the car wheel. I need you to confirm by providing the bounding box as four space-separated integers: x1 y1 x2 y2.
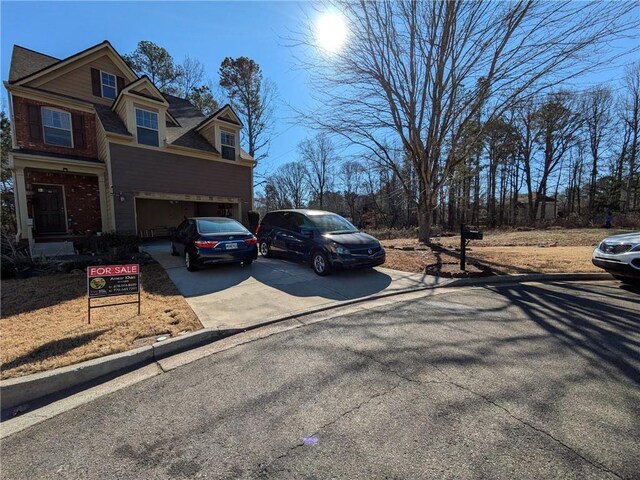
243 259 254 266
185 250 198 272
311 251 331 276
259 240 272 258
170 241 179 256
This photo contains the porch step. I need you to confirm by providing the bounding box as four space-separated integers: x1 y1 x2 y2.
32 241 76 258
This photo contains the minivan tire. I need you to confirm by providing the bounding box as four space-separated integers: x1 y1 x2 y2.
311 251 332 276
259 240 272 258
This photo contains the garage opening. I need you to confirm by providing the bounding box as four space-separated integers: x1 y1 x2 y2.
135 198 239 238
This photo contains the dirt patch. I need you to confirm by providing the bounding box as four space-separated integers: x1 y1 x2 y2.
381 228 613 276
0 264 202 380
467 246 599 274
384 248 491 278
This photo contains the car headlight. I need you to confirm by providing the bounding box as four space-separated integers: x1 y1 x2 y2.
631 244 640 252
331 242 349 255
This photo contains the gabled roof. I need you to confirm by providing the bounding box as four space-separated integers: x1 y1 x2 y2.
10 40 137 86
164 94 218 153
94 104 132 137
112 75 169 109
195 104 244 132
9 46 59 82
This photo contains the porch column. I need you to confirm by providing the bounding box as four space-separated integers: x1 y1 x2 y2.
13 166 32 243
97 173 109 233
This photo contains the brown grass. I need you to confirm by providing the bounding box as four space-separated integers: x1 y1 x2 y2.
381 228 621 276
0 264 202 380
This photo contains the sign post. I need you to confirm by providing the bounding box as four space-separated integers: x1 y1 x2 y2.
87 264 140 324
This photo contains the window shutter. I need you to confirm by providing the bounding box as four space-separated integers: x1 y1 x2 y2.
27 105 42 142
72 113 86 149
116 76 125 95
91 68 101 96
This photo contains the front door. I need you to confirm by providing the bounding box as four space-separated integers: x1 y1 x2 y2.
33 185 66 234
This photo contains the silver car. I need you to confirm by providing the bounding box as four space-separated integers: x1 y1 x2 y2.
592 232 640 283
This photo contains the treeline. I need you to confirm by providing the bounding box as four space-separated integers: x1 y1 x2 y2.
258 68 640 231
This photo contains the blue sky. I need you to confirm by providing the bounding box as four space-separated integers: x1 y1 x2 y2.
1 1 321 180
1 1 638 185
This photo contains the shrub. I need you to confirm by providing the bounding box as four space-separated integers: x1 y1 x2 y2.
98 233 141 252
0 231 31 279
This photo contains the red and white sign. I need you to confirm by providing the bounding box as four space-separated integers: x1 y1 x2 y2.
87 264 140 299
88 264 139 277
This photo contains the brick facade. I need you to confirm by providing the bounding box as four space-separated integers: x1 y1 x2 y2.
12 95 98 158
25 169 102 235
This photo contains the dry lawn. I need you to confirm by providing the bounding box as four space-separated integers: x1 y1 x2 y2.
381 228 634 276
1 264 202 380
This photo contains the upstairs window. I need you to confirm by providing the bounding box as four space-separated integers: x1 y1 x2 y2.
101 71 117 99
221 130 235 160
135 108 159 147
41 108 72 147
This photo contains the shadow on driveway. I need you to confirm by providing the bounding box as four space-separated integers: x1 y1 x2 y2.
143 240 445 329
144 241 397 300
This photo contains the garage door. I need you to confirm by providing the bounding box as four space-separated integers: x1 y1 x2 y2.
136 199 239 237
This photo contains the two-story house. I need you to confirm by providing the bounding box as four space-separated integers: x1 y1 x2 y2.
5 40 255 253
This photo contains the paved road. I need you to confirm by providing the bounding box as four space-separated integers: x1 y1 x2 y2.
2 281 639 479
143 241 451 329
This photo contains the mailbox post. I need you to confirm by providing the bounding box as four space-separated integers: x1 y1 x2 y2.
460 224 483 271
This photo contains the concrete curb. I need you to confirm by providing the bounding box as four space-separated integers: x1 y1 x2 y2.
0 346 154 413
0 271 614 414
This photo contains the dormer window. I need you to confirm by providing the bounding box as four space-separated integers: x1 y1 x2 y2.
221 130 235 160
101 71 117 99
135 108 159 147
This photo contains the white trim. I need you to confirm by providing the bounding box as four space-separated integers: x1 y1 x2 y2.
100 70 117 99
41 106 73 148
135 191 240 203
195 105 244 132
133 196 139 237
16 42 138 87
135 107 159 147
6 85 95 112
8 92 17 149
220 128 236 161
12 153 105 172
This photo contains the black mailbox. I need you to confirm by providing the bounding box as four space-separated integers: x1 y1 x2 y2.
460 224 483 271
462 228 483 240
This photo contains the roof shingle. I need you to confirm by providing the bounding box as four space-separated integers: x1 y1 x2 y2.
9 46 59 82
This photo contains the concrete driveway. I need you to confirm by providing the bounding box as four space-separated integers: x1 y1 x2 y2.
143 241 450 329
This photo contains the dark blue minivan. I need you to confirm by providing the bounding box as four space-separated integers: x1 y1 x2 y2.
171 217 258 271
256 209 385 276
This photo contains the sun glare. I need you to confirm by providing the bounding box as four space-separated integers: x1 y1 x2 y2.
315 11 347 53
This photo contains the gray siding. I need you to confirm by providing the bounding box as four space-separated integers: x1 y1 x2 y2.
109 143 252 233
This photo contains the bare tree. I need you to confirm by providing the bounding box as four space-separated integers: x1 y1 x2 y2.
532 91 581 221
339 160 365 223
277 161 308 208
620 62 640 212
299 133 337 209
581 86 613 213
176 56 205 97
298 0 638 242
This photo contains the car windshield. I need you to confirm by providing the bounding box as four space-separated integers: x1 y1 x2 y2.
197 218 248 234
310 214 358 234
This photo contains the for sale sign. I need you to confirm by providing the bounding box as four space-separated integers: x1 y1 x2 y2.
87 264 140 298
